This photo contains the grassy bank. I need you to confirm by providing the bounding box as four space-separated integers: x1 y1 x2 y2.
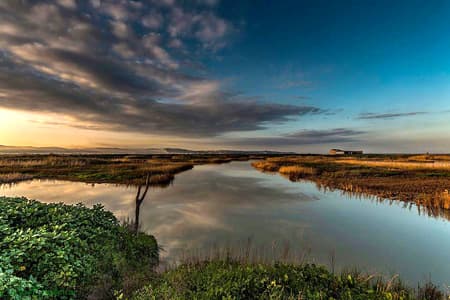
252 155 450 217
0 196 446 299
0 197 159 299
133 260 444 300
0 154 263 186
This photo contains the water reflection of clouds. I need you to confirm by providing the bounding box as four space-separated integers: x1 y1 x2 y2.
0 180 137 220
142 164 317 259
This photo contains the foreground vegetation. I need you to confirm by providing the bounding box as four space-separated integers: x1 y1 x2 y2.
133 260 444 300
252 154 450 218
0 196 446 299
0 154 262 186
0 197 159 299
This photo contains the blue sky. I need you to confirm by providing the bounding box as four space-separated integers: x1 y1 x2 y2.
214 1 450 114
211 0 450 151
0 0 449 152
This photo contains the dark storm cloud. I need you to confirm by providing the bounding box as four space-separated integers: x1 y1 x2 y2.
357 111 428 120
0 0 326 137
0 52 321 136
224 128 366 147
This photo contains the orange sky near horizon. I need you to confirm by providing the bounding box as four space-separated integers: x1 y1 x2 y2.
3 107 450 153
0 108 184 149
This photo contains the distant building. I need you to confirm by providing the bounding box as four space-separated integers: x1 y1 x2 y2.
329 149 344 155
329 149 363 155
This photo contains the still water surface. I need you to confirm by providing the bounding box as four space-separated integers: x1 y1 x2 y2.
1 161 449 286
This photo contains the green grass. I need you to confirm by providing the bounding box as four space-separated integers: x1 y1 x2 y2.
132 260 444 300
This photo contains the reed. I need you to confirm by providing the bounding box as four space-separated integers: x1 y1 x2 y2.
174 239 310 268
0 172 33 183
0 153 260 186
252 154 450 214
251 161 280 172
278 165 317 181
336 159 450 170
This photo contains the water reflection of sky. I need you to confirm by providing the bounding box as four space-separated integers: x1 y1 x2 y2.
1 161 449 287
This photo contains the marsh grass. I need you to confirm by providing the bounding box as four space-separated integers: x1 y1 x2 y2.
279 165 317 178
173 239 312 269
252 155 450 214
336 159 450 170
251 160 280 172
0 154 260 186
0 172 33 184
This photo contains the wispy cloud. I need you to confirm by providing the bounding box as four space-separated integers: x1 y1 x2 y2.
224 128 366 147
285 128 365 140
357 111 428 120
293 95 312 100
278 79 314 89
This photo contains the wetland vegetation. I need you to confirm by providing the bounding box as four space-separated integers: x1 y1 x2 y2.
0 154 266 186
2 154 450 299
5 152 450 217
1 197 446 299
252 154 450 216
133 260 443 300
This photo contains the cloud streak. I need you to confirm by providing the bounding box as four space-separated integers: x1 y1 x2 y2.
224 128 366 147
0 0 325 138
357 111 428 120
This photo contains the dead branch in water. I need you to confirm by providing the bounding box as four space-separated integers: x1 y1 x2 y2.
134 173 151 234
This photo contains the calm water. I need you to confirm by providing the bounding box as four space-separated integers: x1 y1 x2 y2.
1 161 449 286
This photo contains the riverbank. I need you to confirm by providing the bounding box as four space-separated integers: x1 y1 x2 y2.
133 260 443 300
0 154 266 186
1 196 446 299
252 155 450 216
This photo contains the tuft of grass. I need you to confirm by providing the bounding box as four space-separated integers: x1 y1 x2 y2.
251 161 281 172
279 165 317 178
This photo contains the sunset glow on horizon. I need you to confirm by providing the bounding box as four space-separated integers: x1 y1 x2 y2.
1 0 450 152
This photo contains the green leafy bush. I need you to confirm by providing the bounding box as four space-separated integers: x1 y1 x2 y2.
132 260 443 300
0 256 49 299
0 197 159 299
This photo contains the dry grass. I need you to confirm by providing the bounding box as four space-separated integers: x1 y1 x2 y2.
0 154 264 186
0 157 88 167
0 159 49 167
279 165 317 178
0 173 33 184
252 154 450 215
141 162 194 174
251 161 280 172
407 154 450 162
336 159 450 170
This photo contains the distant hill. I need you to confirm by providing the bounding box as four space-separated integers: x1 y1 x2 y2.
0 145 296 155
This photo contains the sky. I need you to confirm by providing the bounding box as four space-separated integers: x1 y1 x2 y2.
1 0 450 153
